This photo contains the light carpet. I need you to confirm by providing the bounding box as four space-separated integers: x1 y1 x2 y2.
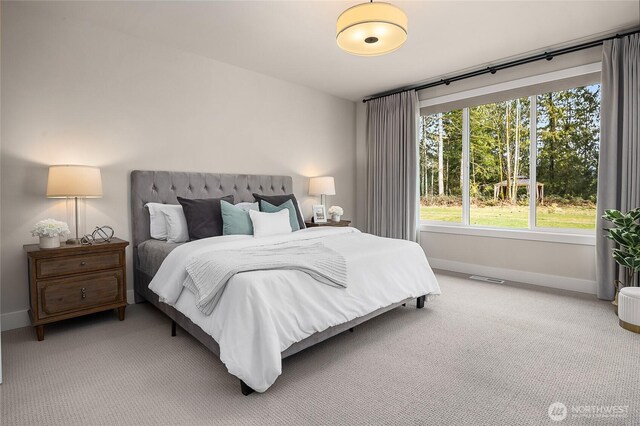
1 272 638 425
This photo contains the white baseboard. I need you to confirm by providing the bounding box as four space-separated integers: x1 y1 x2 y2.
1 291 138 332
1 310 30 331
429 257 597 295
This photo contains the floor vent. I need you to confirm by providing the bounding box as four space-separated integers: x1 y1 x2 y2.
469 275 505 284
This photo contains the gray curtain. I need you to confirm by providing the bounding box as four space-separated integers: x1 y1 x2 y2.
365 91 418 241
596 34 640 300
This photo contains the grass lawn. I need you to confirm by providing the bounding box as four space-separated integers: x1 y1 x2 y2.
421 204 596 229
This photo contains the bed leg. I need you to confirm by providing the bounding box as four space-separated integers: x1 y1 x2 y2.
171 320 177 337
240 380 255 396
416 295 425 309
134 291 146 304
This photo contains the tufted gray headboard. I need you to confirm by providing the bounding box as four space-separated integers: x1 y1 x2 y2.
130 170 293 250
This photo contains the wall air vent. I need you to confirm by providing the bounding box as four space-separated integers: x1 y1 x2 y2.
469 275 505 284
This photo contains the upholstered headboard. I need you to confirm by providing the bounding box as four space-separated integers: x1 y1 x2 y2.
130 170 293 250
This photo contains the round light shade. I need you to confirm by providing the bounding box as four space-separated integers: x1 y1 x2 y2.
47 165 103 198
309 176 336 196
336 2 408 56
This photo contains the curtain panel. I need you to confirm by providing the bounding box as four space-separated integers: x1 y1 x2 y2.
596 34 640 300
365 91 419 241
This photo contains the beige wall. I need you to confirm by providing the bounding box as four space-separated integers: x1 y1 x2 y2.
355 45 602 294
420 233 596 294
1 4 356 325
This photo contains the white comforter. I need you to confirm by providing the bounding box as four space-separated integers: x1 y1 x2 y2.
149 227 440 392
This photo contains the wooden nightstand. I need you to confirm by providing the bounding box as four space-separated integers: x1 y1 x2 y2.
23 238 129 341
305 220 351 228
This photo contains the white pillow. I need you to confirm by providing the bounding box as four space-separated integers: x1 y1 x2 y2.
249 209 292 238
145 203 171 240
234 202 259 212
160 205 189 243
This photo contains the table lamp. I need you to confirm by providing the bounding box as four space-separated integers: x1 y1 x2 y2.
46 165 103 244
309 176 336 207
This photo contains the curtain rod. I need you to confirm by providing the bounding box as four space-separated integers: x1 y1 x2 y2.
362 28 640 103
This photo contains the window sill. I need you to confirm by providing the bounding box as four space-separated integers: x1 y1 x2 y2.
419 223 596 246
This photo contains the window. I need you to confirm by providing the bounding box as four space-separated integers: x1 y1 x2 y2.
535 85 600 229
419 80 600 232
469 98 530 228
419 110 463 223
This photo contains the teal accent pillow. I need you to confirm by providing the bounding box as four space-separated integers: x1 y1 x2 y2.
260 200 301 231
221 200 255 235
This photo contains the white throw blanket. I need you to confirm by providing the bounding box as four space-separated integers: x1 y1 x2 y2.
184 241 348 315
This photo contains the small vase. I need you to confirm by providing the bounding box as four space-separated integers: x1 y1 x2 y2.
39 235 60 249
331 214 341 222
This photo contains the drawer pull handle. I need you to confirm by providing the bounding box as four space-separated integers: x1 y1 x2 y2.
80 261 87 266
81 287 86 299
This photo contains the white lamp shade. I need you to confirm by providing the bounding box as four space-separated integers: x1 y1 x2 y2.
309 176 336 196
46 165 103 198
336 2 408 56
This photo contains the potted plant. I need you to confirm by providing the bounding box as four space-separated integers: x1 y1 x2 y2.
602 208 640 309
31 219 70 249
328 206 344 222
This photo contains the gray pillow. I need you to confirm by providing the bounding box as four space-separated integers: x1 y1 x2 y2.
221 200 256 235
253 193 306 229
260 200 301 231
177 195 234 240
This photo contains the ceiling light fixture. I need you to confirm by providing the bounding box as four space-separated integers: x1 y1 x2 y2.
336 1 408 56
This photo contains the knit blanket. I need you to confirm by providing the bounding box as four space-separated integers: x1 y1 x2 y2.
183 241 348 315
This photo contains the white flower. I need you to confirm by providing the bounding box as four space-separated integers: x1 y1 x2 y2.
31 219 70 237
328 206 344 216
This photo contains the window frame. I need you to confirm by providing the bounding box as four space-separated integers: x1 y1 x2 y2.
418 62 601 245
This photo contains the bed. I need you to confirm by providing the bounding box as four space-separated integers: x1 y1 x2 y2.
131 170 440 394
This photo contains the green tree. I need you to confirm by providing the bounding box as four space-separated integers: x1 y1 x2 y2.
419 110 462 198
537 85 600 200
470 98 530 201
418 84 599 207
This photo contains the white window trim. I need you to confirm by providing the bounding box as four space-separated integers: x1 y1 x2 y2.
419 62 601 109
529 94 538 229
420 223 596 246
418 62 601 241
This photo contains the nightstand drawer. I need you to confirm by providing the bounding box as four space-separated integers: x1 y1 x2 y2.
38 270 124 317
36 251 121 279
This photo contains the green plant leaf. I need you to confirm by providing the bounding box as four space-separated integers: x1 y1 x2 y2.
626 233 640 248
628 208 640 221
603 209 623 221
609 229 629 247
604 207 640 271
613 249 634 269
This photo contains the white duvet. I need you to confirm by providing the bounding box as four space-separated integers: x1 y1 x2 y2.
149 227 441 392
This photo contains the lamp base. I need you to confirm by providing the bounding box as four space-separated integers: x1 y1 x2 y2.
66 197 87 246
